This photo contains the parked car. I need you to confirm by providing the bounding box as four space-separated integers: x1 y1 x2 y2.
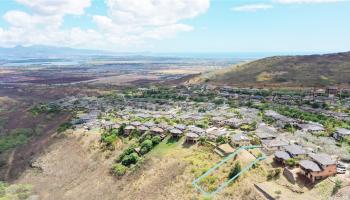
337 168 346 174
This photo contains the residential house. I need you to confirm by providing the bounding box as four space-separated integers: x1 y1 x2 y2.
124 125 136 135
264 110 296 128
274 145 306 164
285 144 306 157
224 118 245 128
186 132 199 143
299 153 337 183
333 128 350 141
138 125 149 134
326 86 338 95
262 139 288 153
131 121 142 127
187 125 205 136
174 124 187 131
144 121 155 128
231 133 250 147
151 127 165 137
297 122 325 133
169 128 183 138
274 151 291 164
206 127 228 140
212 116 226 126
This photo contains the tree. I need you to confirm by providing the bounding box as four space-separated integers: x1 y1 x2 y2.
198 137 207 145
118 123 126 135
216 136 228 145
117 146 135 162
111 164 127 176
332 180 342 195
228 162 241 179
140 139 153 155
285 158 297 167
151 136 161 146
250 137 261 145
121 153 139 166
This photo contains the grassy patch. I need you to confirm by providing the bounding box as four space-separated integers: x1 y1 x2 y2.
0 128 34 153
0 181 33 199
150 136 182 156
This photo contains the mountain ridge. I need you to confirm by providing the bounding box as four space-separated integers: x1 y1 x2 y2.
188 51 350 88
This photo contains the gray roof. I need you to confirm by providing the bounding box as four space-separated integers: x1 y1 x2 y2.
298 123 325 132
131 121 142 126
264 110 295 123
335 128 350 136
212 116 226 122
299 160 321 172
262 139 288 147
138 125 149 131
284 145 306 156
255 132 276 139
144 121 155 127
186 132 199 138
231 133 250 142
169 128 183 135
175 124 186 130
309 153 336 166
151 127 164 133
256 124 277 135
125 125 135 130
188 125 205 134
274 151 291 160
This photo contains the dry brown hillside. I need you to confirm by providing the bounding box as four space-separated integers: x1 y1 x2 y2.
189 51 350 88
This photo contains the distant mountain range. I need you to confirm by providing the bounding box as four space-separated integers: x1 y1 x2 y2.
188 51 350 88
0 45 115 58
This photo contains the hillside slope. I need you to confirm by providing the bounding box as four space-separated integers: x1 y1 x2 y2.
189 51 350 87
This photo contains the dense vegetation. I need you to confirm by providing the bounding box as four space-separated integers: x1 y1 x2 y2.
101 124 164 176
0 128 34 153
30 103 61 116
276 106 350 131
0 181 33 199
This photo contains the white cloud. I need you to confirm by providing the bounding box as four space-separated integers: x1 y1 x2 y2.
0 0 209 50
276 0 345 3
106 0 209 26
15 0 91 16
232 4 273 12
4 10 62 28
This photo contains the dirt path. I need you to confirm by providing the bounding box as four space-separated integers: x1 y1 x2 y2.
4 150 15 180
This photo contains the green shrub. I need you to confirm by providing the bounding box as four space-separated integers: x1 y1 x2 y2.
0 128 34 153
216 136 228 145
332 180 342 195
140 139 153 155
198 137 207 145
139 133 152 143
228 162 241 179
117 146 135 162
130 129 141 138
151 136 161 145
285 158 297 167
111 163 127 176
118 123 126 135
267 169 281 180
101 134 117 146
250 137 261 145
30 103 60 116
57 122 72 133
121 153 139 166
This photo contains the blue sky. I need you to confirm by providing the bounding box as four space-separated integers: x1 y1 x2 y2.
0 0 349 53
